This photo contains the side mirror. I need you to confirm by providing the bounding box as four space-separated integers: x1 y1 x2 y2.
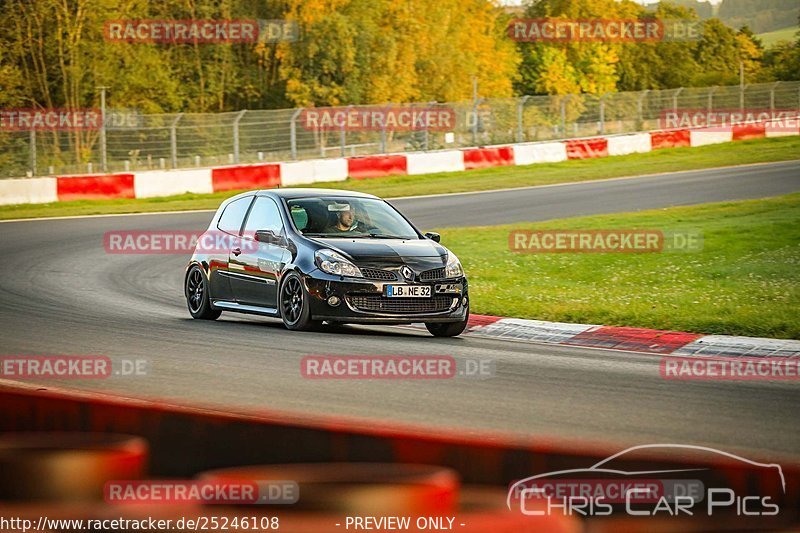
255 229 282 245
424 232 441 243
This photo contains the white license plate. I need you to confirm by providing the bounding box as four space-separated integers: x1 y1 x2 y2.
385 284 431 298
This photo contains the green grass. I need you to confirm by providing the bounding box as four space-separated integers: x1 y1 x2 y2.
1 136 798 221
758 25 798 47
440 194 800 339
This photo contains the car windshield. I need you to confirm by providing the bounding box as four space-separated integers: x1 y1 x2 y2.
286 197 419 239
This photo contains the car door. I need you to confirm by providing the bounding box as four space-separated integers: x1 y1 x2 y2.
228 196 288 309
209 195 254 303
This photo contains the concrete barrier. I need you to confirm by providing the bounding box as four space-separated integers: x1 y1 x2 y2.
513 142 568 165
281 158 348 186
650 129 691 149
211 163 281 192
134 169 213 198
406 150 465 175
462 146 515 170
606 133 652 156
690 129 733 147
565 138 609 159
347 155 408 179
57 174 135 201
0 177 58 206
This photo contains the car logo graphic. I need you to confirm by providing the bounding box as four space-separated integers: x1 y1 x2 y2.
400 265 414 281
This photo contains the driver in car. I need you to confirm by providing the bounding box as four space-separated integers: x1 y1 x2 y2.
328 202 361 233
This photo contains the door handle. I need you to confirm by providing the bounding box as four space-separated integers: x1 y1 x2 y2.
232 247 242 256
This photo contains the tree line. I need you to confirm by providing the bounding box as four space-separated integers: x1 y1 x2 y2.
0 0 798 115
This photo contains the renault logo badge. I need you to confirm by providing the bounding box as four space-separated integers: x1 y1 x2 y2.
400 265 414 281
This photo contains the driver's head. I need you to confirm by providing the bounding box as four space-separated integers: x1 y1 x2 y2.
335 203 355 229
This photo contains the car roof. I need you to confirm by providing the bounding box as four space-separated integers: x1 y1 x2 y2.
258 188 380 200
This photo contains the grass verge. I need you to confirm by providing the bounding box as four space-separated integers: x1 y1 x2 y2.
1 136 799 221
440 193 800 339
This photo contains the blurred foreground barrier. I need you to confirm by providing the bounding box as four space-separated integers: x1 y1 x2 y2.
0 432 147 501
0 382 798 529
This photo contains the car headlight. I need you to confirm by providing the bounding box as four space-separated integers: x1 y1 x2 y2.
445 252 463 278
315 249 363 277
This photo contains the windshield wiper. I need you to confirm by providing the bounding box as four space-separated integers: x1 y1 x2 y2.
365 233 411 239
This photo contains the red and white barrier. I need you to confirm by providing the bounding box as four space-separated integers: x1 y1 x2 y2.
460 315 800 357
1 116 796 206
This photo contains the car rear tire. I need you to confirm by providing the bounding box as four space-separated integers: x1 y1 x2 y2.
425 303 469 337
279 271 320 331
185 265 221 320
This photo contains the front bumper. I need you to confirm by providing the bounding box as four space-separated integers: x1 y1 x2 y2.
303 270 469 325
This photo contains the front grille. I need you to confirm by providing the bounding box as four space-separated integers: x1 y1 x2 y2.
349 295 455 314
360 268 397 281
420 267 446 281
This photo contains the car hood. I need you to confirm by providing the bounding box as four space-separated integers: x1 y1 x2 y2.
313 237 448 268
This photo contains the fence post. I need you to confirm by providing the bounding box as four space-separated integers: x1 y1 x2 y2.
98 86 108 173
233 110 246 164
707 86 718 116
170 114 183 169
769 81 780 113
598 94 607 134
672 87 684 114
29 129 36 176
637 90 649 128
516 96 530 143
560 96 567 136
290 108 303 160
739 84 749 113
340 106 350 157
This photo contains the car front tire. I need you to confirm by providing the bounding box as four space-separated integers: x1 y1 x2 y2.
185 265 222 320
279 271 320 331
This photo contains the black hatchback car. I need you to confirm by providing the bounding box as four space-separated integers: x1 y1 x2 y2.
184 188 469 336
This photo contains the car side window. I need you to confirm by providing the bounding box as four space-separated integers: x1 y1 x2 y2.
242 197 284 241
217 196 253 236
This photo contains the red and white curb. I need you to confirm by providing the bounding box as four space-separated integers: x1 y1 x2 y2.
457 314 800 357
2 117 797 206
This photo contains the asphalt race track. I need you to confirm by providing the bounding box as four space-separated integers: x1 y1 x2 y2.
1 160 799 458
